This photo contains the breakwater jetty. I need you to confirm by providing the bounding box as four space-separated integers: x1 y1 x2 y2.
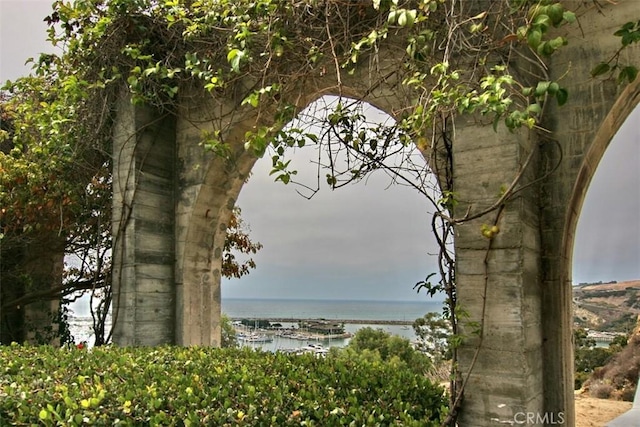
231 318 413 326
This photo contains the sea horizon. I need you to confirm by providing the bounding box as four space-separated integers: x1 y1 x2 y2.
67 297 441 347
222 297 442 323
223 296 444 303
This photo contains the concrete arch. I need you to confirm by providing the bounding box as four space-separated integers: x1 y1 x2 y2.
175 88 423 346
564 77 640 286
109 2 640 424
537 74 640 427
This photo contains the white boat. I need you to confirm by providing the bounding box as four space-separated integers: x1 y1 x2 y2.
236 332 273 343
296 343 329 357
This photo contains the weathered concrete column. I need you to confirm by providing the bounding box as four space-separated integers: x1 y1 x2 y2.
173 97 259 346
23 240 65 345
453 121 546 425
111 97 177 346
531 3 640 424
0 235 65 345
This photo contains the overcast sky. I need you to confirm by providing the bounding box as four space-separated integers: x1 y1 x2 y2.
1 0 638 302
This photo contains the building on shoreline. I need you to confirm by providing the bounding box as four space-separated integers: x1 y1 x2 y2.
299 319 345 335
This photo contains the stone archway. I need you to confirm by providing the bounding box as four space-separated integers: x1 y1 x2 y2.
535 4 640 424
564 76 640 277
109 2 640 425
174 79 420 346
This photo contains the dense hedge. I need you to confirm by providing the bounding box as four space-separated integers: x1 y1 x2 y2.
0 345 447 426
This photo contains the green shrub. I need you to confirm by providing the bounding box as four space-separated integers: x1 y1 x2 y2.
347 327 432 375
585 333 640 401
0 344 447 426
220 314 237 349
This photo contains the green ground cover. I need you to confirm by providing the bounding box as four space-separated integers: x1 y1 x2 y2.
0 345 447 426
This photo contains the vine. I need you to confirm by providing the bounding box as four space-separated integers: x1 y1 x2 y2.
591 19 640 83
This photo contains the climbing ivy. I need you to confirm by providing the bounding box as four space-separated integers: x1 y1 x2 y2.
591 20 640 84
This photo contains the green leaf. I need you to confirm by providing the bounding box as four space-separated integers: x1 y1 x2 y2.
491 115 501 132
397 10 407 27
562 10 576 24
143 66 158 77
556 88 569 106
590 62 611 78
548 36 566 50
387 10 397 25
227 49 245 73
547 82 560 95
547 3 564 25
39 409 49 420
619 66 638 84
534 81 550 96
241 92 259 107
527 30 542 49
276 174 290 184
527 103 542 115
367 30 378 45
533 14 551 31
405 10 417 27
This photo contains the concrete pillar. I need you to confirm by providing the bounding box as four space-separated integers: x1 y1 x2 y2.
3 235 65 345
173 103 222 347
535 3 640 423
173 101 258 346
453 122 546 424
111 97 177 346
23 243 64 345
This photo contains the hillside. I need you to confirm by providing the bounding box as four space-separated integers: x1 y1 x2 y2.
573 282 640 420
573 279 640 331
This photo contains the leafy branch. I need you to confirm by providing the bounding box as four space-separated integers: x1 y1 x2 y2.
591 20 640 84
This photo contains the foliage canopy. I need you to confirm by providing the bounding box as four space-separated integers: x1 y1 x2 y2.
347 326 432 374
0 344 447 425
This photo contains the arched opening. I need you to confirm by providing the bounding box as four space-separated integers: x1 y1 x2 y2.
573 107 640 287
571 105 640 405
566 80 640 413
173 63 449 346
218 95 446 349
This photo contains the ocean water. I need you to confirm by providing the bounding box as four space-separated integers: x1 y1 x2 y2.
68 316 112 347
68 298 444 349
221 298 442 322
222 298 443 352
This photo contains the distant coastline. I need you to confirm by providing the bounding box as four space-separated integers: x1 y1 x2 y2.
230 317 414 326
223 297 442 303
222 297 441 323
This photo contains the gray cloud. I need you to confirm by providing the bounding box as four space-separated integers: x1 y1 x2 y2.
3 1 638 303
0 1 55 82
572 106 640 284
223 145 441 301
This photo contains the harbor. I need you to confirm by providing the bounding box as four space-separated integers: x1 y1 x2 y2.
233 318 355 343
232 317 417 353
